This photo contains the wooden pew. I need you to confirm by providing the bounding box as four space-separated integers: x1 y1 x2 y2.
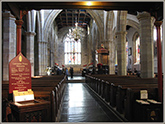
31 77 66 121
116 84 158 114
2 75 66 122
89 75 158 106
124 87 158 121
85 74 161 122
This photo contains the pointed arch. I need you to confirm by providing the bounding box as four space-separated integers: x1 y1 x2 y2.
86 10 104 41
42 9 105 43
127 19 140 33
43 9 63 41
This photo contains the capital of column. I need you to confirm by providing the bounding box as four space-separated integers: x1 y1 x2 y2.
115 31 127 35
38 40 47 43
154 21 163 27
108 40 114 44
25 31 36 36
137 11 151 21
15 20 24 28
3 11 16 20
100 40 105 44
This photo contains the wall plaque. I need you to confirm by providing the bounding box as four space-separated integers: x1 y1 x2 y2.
9 52 31 93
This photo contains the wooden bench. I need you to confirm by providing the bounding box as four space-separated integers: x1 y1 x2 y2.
124 87 158 121
116 84 158 113
85 74 161 122
2 75 66 122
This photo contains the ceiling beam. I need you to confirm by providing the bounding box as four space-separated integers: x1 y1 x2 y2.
72 10 74 27
65 9 68 26
77 10 80 24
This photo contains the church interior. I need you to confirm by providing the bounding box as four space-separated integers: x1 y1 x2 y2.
1 1 164 122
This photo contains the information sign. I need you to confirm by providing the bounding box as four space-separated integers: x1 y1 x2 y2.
9 52 31 93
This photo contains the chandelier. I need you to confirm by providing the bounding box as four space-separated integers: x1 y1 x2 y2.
72 22 80 41
67 21 80 41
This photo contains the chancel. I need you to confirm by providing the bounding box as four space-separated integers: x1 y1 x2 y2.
2 1 164 122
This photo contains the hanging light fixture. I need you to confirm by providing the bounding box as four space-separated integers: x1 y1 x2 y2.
72 22 80 41
67 14 80 41
67 29 73 39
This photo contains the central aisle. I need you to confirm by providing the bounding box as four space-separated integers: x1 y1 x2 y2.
59 83 118 122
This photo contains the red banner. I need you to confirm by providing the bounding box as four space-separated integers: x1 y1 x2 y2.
9 52 31 93
88 62 93 65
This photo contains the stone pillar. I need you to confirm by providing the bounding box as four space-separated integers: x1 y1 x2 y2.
106 11 115 74
137 12 155 78
88 33 92 64
116 11 127 76
38 41 42 75
154 21 163 101
44 42 48 70
26 32 36 77
43 42 46 75
116 31 127 75
38 41 48 75
109 40 116 74
51 51 54 67
47 48 51 67
26 10 37 76
38 41 46 75
3 11 16 81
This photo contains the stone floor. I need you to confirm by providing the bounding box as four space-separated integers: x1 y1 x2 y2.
68 76 85 80
59 76 123 122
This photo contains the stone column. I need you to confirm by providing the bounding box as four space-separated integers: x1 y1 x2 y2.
47 48 51 67
116 31 127 75
44 42 48 70
88 33 92 64
109 40 116 74
137 12 155 78
51 51 54 67
43 41 46 75
26 32 36 77
3 11 16 81
116 11 127 76
106 11 115 74
38 41 42 75
38 41 46 75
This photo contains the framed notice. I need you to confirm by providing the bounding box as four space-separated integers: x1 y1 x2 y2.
9 52 31 93
140 90 148 99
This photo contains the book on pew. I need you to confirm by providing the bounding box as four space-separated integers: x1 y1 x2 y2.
136 100 150 104
13 89 34 102
147 99 161 104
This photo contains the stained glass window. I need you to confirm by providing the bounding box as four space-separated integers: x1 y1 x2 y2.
135 37 140 64
126 41 128 64
64 37 81 65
